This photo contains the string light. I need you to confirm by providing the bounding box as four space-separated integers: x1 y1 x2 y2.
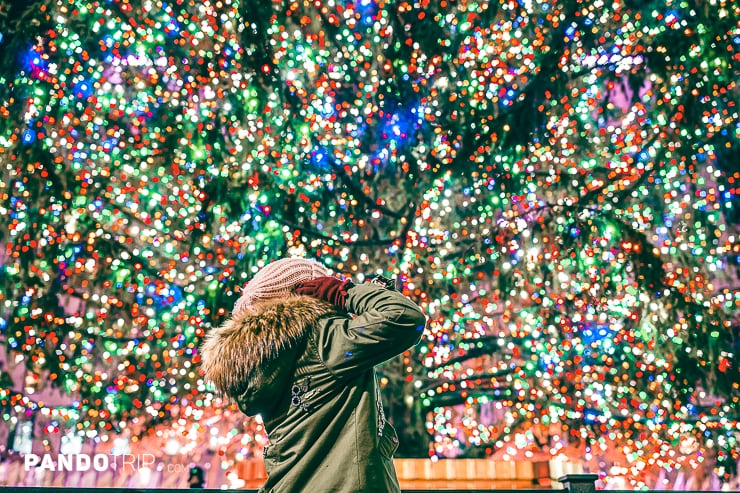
0 0 737 486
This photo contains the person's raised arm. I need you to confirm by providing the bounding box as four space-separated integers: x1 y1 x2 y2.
295 277 426 376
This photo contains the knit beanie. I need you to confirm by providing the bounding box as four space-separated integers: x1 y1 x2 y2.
232 257 331 316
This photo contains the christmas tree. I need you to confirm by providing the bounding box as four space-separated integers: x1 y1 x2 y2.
0 0 738 486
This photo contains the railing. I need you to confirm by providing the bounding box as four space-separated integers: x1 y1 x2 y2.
0 474 732 492
0 473 590 492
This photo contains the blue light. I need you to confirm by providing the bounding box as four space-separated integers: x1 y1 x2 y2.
166 20 180 35
584 409 599 423
73 80 93 99
357 0 377 25
22 129 35 144
20 46 47 74
102 138 119 152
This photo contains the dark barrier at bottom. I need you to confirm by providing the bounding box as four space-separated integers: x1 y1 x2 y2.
0 474 597 493
0 474 731 493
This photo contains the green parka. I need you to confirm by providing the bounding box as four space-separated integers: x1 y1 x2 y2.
201 282 426 492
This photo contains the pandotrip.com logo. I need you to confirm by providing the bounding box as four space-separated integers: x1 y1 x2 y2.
24 453 190 473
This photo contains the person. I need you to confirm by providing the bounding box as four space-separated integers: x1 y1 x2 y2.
200 257 426 492
188 465 205 488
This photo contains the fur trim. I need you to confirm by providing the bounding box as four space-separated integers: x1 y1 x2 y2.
200 295 336 396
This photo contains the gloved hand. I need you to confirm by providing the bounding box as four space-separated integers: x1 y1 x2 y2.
294 276 354 310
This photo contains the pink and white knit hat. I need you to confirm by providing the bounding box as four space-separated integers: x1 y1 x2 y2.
232 257 331 316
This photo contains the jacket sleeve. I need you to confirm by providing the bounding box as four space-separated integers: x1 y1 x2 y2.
314 283 426 377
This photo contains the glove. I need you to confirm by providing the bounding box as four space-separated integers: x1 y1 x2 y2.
294 276 354 310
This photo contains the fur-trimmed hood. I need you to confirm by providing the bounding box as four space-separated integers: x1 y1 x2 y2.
200 295 337 415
